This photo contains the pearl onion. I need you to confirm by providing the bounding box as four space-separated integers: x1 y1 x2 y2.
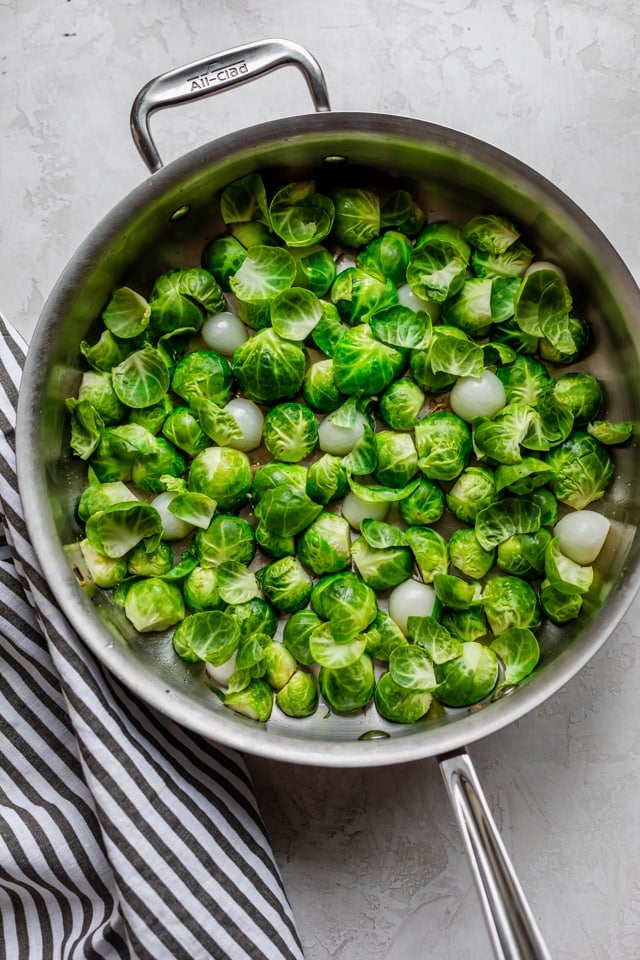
341 491 390 531
201 311 248 355
223 398 265 452
318 410 367 456
449 369 507 422
553 510 611 565
151 491 194 541
397 283 440 319
388 580 437 635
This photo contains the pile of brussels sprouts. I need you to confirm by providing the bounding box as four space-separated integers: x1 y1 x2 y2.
65 171 633 727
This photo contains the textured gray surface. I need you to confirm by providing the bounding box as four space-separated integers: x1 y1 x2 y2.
2 1 640 957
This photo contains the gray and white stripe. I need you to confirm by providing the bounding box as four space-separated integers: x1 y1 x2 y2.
0 314 304 960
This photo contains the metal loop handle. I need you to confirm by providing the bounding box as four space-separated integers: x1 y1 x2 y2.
130 38 331 173
438 748 552 960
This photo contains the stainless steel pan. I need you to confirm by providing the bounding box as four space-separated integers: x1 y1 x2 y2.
15 39 640 960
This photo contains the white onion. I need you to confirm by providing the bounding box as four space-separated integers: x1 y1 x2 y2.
388 580 437 635
449 369 507 422
224 398 264 452
341 491 390 531
317 410 368 456
205 653 237 688
201 311 248 354
553 510 611 565
334 253 356 274
397 283 440 318
151 491 194 541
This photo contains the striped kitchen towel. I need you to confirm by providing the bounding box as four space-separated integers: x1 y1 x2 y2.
0 311 304 960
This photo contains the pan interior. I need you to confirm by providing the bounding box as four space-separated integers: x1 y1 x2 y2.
17 113 640 766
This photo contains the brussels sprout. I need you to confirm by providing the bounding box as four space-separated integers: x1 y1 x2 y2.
77 370 127 423
475 497 541 551
151 268 226 317
428 325 484 380
172 610 239 664
449 528 495 579
463 214 520 254
380 189 425 236
404 527 448 583
433 642 498 707
254 484 323 538
282 609 324 666
214 561 259 605
308 623 368 669
441 277 494 336
360 519 408 549
201 234 247 288
470 239 533 279
297 512 352 575
255 523 296 559
269 181 335 247
128 396 174 436
490 626 540 690
235 298 272 331
553 372 603 425
258 556 313 613
482 576 541 635
546 432 614 509
311 571 378 642
415 412 472 481
389 645 438 692
544 537 593 596
176 397 242 451
330 268 397 325
522 391 574 452
318 654 376 713
233 327 306 403
85 501 162 558
230 220 277 249
472 402 533 465
224 679 273 723
446 467 498 524
491 316 538 355
351 537 414 591
79 539 127 588
406 616 462 664
88 423 155 482
127 539 173 577
263 403 318 463
270 287 324 341
439 606 489 643
189 447 252 512
494 458 555 496
171 350 234 408
124 578 185 633
371 430 417 488
80 329 131 372
77 470 138 523
100 285 151 339
514 269 572 344
261 641 297 690
587 420 634 445
332 189 381 247
397 478 445 526
531 487 559 527
291 244 336 296
539 316 590 364
251 461 308 502
302 359 343 413
229 245 297 303
407 224 470 302
449 369 507 423
193 514 255 569
362 610 409 662
378 378 425 431
496 356 551 405
130 438 186 494
220 172 269 225
227 597 278 637
161 407 209 456
65 399 103 460
539 578 584 624
374 672 432 724
310 301 348 357
434 573 483 611
182 565 224 611
497 528 552 579
356 231 413 286
276 670 319 718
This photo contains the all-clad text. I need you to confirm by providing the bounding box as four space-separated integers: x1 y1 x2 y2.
188 60 249 91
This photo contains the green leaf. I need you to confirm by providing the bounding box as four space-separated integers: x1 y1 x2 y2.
102 287 151 338
216 561 260 605
229 245 297 302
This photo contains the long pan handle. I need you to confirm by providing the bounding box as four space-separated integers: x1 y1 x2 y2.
438 747 552 960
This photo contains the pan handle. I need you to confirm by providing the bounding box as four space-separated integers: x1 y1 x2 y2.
130 38 331 173
438 747 552 960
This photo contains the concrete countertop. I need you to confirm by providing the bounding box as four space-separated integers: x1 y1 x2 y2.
2 1 639 957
